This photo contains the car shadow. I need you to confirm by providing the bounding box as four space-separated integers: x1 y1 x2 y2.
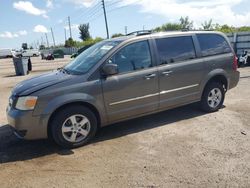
0 103 207 164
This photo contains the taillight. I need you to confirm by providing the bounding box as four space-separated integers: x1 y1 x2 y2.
233 55 238 71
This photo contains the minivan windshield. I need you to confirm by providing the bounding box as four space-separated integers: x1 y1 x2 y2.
65 40 121 74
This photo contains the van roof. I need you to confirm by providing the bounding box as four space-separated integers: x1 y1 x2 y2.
108 30 224 42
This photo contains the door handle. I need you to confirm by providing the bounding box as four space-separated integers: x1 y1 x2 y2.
162 70 173 76
144 73 156 80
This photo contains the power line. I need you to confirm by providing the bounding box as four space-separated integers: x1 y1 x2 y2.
70 1 102 23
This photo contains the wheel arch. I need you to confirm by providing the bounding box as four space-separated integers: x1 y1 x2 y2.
204 74 228 91
47 101 101 140
200 69 229 98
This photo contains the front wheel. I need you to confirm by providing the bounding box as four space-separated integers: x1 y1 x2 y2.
200 82 225 112
50 105 98 148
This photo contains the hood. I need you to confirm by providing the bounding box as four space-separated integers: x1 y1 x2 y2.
12 70 72 96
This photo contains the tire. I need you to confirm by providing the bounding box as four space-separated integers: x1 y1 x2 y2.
200 82 225 112
50 105 98 148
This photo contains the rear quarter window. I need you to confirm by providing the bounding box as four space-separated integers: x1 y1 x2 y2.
155 36 196 65
197 34 232 57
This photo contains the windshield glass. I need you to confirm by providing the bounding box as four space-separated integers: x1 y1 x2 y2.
65 40 121 74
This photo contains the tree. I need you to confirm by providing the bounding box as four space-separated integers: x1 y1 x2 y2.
237 26 250 32
79 23 91 41
202 19 214 30
39 45 45 50
22 43 28 50
154 23 182 32
111 33 124 38
65 37 76 47
215 24 236 33
180 16 193 30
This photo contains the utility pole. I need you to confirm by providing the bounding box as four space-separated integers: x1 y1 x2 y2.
64 28 67 41
41 36 44 45
143 25 145 31
68 16 72 39
125 26 128 35
50 27 56 47
101 0 109 39
45 33 49 48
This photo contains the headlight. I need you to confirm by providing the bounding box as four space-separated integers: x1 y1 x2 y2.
15 96 38 110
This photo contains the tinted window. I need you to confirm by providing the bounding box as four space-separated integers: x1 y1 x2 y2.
197 34 231 57
156 36 196 65
110 41 152 74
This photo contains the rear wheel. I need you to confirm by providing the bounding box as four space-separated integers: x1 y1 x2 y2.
200 82 225 112
50 105 97 148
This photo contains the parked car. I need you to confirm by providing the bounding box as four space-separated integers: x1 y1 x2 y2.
46 54 54 60
7 31 239 148
22 49 40 57
0 48 14 58
71 45 92 58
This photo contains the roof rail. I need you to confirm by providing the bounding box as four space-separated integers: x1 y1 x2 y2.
126 30 153 36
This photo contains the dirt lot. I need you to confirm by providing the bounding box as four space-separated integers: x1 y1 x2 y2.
0 57 250 188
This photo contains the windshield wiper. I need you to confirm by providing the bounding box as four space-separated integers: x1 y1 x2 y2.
57 67 71 74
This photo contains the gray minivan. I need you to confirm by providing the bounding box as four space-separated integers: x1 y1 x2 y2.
7 31 240 148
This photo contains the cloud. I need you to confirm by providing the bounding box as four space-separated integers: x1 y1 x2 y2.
0 32 18 38
66 0 95 7
17 30 28 36
13 1 48 18
46 0 53 8
33 25 49 33
0 30 28 38
64 24 79 30
119 0 250 27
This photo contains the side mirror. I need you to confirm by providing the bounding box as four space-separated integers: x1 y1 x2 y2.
102 63 118 76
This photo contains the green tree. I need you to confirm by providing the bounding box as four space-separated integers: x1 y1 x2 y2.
215 24 236 33
111 33 124 38
180 16 193 30
154 23 182 32
39 45 45 50
22 43 28 50
79 23 91 41
65 37 76 47
237 26 250 32
201 19 214 30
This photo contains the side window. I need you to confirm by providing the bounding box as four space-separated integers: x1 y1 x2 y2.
156 36 196 65
197 34 232 57
110 41 152 74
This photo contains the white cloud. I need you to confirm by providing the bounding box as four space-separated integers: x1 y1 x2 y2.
33 25 49 33
13 1 48 18
119 0 250 27
46 0 53 8
64 24 79 30
17 30 28 36
0 30 28 38
67 0 95 7
0 31 19 38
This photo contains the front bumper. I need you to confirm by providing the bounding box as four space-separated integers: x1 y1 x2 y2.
6 107 48 140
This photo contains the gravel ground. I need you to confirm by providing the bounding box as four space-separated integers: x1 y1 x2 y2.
0 57 250 188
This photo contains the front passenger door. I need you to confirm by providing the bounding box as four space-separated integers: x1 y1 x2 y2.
101 40 159 123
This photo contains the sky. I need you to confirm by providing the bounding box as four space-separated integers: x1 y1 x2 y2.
1 0 250 49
